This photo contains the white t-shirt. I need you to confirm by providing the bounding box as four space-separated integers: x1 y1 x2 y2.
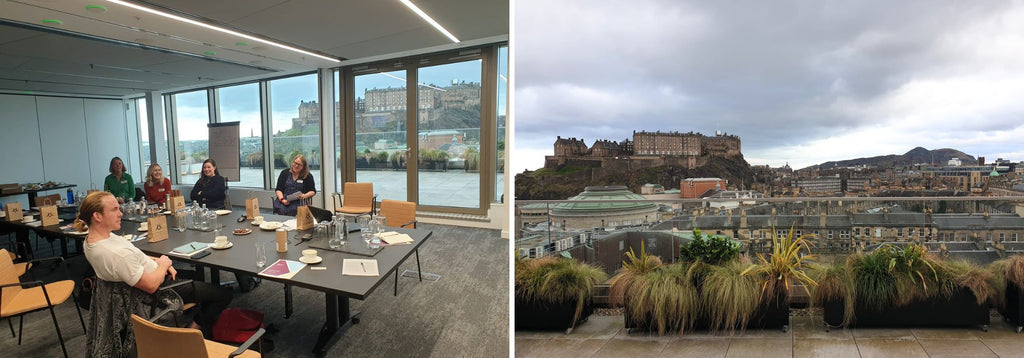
84 233 158 287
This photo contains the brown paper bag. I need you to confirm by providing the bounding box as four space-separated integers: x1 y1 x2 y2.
168 196 186 212
4 202 23 222
296 205 314 230
147 215 168 243
245 197 259 218
40 205 59 226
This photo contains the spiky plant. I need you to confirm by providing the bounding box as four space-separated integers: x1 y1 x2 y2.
808 260 857 326
942 259 994 306
639 262 701 334
986 255 1024 310
741 224 817 303
514 255 608 328
609 244 663 308
701 259 762 333
850 249 899 310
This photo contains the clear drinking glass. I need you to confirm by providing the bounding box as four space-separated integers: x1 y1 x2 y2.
174 210 187 232
255 242 267 268
360 216 374 244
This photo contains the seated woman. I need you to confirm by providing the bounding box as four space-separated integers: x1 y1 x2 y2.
103 157 134 203
143 163 172 205
77 191 231 335
190 159 227 209
273 154 316 216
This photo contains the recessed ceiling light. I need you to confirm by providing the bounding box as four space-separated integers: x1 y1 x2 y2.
85 5 107 13
106 0 339 62
399 0 459 43
41 19 63 25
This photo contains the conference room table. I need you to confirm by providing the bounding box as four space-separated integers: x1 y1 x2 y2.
123 208 432 357
0 206 84 259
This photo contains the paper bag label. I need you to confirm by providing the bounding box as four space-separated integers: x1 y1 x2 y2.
296 205 314 230
147 215 168 242
5 202 22 222
40 205 59 226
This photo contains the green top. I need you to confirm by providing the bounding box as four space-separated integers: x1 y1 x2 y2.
104 172 135 202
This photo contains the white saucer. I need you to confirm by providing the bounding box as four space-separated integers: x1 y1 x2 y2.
259 221 283 230
299 256 322 264
211 242 233 250
215 209 232 216
138 227 148 232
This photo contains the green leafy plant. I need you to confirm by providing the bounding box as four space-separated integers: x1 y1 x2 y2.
680 229 740 265
741 224 818 301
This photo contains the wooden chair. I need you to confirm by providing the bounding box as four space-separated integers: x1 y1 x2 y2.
379 199 422 296
0 249 84 358
332 182 376 217
131 314 264 358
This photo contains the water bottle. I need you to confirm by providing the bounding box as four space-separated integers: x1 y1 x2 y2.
329 217 346 249
66 188 74 205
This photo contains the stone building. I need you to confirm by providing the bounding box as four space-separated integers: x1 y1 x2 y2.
548 186 660 230
680 178 727 198
553 136 588 156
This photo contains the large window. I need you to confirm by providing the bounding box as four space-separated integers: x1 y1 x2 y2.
217 83 263 188
417 59 482 208
138 98 150 167
353 70 408 202
269 74 320 191
496 45 508 203
172 90 210 185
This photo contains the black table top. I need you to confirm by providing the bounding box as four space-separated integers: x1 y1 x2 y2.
126 209 432 300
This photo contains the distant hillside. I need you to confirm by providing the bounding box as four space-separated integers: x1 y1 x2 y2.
809 147 976 170
515 155 756 200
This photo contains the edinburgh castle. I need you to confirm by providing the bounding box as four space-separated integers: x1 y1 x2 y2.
545 130 742 170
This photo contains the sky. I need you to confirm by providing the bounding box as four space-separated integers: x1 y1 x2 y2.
513 0 1024 173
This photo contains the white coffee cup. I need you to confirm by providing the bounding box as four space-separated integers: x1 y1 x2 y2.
253 216 264 225
302 249 318 261
215 235 229 247
139 222 148 231
23 215 34 222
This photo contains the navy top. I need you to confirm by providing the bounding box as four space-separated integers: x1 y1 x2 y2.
190 175 227 209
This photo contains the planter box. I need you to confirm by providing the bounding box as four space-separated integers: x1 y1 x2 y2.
624 292 790 333
515 298 594 333
823 287 989 331
1000 281 1024 333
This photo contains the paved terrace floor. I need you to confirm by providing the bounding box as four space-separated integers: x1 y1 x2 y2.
516 314 1024 357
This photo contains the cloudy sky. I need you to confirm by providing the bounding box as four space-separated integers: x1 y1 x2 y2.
513 0 1024 173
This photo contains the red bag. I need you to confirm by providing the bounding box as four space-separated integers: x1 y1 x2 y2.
212 308 264 344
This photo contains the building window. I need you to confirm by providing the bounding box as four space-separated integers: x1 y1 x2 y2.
897 228 903 238
353 69 408 202
1013 233 1019 242
171 90 210 185
217 83 264 188
268 73 320 191
827 231 833 239
417 58 482 208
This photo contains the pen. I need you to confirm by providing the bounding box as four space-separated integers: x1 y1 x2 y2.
360 262 365 272
190 243 198 251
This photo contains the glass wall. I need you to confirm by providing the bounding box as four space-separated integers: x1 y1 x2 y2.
138 98 149 167
417 59 482 208
268 73 320 191
172 90 210 185
217 83 264 188
334 69 342 193
496 45 508 203
353 70 409 202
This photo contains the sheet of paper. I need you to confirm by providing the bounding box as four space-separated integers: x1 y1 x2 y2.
258 259 307 280
342 259 379 276
380 233 413 245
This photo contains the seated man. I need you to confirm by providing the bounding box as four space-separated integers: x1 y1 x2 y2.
76 191 232 334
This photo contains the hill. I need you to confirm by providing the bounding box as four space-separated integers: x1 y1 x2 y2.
809 147 976 170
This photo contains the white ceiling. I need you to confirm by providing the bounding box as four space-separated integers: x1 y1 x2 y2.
0 0 508 97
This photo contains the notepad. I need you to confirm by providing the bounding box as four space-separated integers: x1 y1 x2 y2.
342 259 379 276
258 259 306 280
170 242 211 257
376 231 413 245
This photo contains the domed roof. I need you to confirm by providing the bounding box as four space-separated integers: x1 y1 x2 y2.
552 186 658 214
990 168 1000 177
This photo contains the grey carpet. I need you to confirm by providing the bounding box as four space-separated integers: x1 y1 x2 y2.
0 223 509 357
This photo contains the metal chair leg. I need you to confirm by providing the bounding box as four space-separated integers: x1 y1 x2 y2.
47 307 68 358
393 270 398 296
6 317 13 337
415 249 422 281
284 284 293 318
